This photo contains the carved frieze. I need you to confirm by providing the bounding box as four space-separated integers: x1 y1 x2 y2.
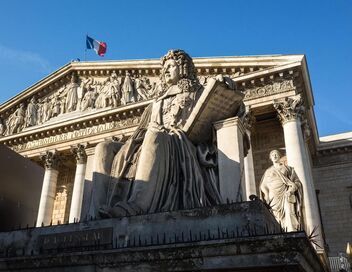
244 79 295 100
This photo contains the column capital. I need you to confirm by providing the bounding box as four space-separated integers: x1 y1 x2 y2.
273 95 305 124
71 143 87 164
40 150 59 170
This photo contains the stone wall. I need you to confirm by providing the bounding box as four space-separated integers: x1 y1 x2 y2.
251 117 286 194
313 151 352 256
51 164 75 224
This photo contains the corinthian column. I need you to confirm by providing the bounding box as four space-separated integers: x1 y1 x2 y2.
242 110 257 200
69 143 87 223
274 95 324 250
36 151 59 227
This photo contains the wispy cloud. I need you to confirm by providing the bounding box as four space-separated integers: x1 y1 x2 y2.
317 104 352 126
0 44 51 73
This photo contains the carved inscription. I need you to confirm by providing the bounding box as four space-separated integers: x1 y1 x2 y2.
37 227 112 252
11 116 141 151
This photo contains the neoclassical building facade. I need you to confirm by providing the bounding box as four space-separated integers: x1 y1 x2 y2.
0 54 351 267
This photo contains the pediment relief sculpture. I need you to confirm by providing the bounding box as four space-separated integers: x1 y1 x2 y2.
0 71 158 137
0 56 299 138
89 49 245 218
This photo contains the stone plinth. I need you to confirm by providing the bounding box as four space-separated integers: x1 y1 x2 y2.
214 117 246 203
0 199 326 271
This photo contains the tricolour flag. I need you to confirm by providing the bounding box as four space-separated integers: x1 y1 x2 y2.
86 35 107 57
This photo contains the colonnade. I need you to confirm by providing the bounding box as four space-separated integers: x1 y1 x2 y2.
241 95 324 251
36 144 88 226
35 94 324 253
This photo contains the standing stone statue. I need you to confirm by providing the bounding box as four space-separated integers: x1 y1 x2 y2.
65 74 79 113
5 103 25 135
121 72 135 105
89 49 228 218
51 94 61 117
25 97 38 127
260 149 303 231
134 75 149 101
42 97 52 122
80 78 96 111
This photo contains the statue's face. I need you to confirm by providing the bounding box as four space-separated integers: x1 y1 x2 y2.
270 151 281 163
163 59 180 85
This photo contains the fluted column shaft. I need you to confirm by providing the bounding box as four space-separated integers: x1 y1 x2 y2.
69 144 87 223
36 151 59 227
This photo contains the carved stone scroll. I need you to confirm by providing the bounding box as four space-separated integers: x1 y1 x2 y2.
273 95 305 124
71 143 87 164
244 79 295 100
40 150 59 170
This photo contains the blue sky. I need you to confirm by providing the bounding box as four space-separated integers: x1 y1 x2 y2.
0 0 351 136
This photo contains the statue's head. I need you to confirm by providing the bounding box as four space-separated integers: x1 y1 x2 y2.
160 49 197 87
269 149 281 163
70 73 77 83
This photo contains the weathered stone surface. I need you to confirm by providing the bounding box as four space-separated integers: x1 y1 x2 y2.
0 200 326 271
184 77 244 143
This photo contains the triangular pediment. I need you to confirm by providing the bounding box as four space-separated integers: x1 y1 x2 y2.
0 54 311 154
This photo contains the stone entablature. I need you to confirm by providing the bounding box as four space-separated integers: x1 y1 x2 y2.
0 56 313 157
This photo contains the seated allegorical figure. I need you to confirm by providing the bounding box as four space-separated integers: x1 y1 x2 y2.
260 149 303 231
89 49 244 218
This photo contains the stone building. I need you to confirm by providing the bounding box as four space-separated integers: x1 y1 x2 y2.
0 52 351 271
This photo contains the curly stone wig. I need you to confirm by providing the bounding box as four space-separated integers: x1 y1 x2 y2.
160 49 199 92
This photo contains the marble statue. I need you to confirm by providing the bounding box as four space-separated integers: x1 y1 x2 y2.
260 150 303 231
89 49 229 218
65 74 79 113
25 97 38 127
121 72 135 105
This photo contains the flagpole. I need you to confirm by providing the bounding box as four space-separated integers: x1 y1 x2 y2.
84 33 88 61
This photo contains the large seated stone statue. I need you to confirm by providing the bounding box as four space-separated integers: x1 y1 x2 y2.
260 149 303 231
89 49 245 218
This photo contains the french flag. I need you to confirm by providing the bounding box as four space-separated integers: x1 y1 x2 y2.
86 35 107 57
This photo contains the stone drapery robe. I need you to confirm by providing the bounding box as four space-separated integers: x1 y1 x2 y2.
91 84 222 217
260 163 303 231
65 82 79 112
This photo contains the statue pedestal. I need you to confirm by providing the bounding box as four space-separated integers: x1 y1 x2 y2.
0 200 327 271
